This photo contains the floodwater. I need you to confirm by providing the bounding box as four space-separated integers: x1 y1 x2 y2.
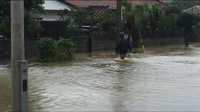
1 45 200 112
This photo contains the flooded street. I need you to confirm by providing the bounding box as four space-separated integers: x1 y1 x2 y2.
1 45 200 111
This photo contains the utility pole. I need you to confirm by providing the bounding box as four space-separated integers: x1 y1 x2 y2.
11 0 28 112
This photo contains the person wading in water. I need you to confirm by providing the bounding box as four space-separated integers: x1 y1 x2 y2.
116 29 132 59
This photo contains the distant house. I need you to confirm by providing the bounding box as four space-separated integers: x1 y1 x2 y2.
183 5 200 16
65 0 166 10
36 0 167 21
36 0 73 38
40 0 72 21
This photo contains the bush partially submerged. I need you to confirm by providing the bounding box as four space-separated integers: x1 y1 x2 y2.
38 38 56 62
37 38 74 62
55 39 74 61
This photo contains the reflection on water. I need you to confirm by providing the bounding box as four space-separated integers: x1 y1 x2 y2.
1 45 200 111
0 67 11 112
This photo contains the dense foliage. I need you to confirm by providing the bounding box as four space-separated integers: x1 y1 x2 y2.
171 0 200 10
55 39 74 61
37 38 56 62
0 0 10 36
177 13 200 42
70 9 117 32
124 4 180 38
37 38 74 62
121 0 200 48
0 0 44 38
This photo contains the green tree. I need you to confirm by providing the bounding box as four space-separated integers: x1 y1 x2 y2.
171 0 200 10
0 0 44 38
71 8 117 31
123 4 150 49
0 0 10 36
177 13 200 46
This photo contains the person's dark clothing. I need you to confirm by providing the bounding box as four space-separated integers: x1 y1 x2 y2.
119 37 130 55
116 32 132 59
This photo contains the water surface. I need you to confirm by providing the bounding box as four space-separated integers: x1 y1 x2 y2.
1 45 200 111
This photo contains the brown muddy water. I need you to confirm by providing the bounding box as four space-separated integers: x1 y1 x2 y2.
1 45 200 112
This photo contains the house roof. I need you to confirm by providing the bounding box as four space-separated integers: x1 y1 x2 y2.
183 5 200 16
65 0 165 9
43 0 72 11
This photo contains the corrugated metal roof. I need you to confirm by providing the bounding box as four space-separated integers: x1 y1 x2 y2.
43 0 71 11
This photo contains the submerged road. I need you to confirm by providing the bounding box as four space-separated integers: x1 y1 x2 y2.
1 45 200 112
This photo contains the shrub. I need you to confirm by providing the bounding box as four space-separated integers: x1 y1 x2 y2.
37 38 74 62
55 39 74 61
177 13 200 29
64 18 81 37
37 38 56 62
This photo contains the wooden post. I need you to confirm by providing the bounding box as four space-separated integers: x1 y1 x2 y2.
116 0 122 53
88 32 92 56
117 0 122 33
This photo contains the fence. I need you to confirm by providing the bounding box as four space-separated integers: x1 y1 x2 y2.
71 31 117 52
